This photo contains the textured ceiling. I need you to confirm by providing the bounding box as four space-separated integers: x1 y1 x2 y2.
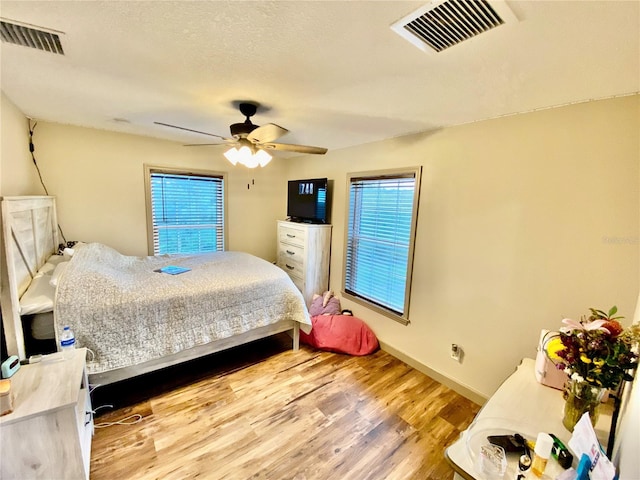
1 1 639 154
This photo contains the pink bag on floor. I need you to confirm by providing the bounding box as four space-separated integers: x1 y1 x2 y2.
301 314 379 356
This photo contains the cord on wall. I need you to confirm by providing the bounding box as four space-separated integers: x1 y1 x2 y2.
28 120 49 196
28 119 68 244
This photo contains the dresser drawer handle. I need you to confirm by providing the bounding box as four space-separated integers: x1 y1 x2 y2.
286 233 296 238
285 264 295 270
85 411 92 426
286 250 295 255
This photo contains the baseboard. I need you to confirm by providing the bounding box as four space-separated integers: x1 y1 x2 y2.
379 340 487 406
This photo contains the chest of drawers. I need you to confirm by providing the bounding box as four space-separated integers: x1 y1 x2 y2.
276 220 332 306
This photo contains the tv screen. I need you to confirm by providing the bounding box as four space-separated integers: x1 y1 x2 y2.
287 178 328 224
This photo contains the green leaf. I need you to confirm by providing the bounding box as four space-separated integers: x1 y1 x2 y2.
591 308 607 318
608 306 618 317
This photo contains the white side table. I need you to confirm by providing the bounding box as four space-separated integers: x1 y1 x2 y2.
445 358 611 480
0 348 93 479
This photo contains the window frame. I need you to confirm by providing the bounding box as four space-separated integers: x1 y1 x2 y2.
144 164 228 256
341 167 422 325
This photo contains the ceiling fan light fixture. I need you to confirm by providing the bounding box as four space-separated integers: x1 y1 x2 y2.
223 147 240 166
223 145 271 168
255 149 272 167
242 154 259 169
237 145 259 168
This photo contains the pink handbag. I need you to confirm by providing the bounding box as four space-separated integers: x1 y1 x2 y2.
534 329 569 390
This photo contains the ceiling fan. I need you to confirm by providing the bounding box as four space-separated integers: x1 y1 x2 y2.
154 102 327 168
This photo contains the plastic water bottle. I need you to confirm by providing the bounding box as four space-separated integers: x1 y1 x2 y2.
60 326 76 359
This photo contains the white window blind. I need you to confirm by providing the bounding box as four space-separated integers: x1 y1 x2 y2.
345 172 419 318
149 171 224 255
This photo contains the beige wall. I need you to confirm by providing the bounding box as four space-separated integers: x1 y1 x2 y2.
286 95 640 398
1 92 34 196
1 120 288 258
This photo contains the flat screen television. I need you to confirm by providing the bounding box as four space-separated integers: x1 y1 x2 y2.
287 178 329 224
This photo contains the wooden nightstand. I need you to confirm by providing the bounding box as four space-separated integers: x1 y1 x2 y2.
0 348 93 479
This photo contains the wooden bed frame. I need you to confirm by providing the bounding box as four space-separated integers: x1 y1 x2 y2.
1 196 300 384
91 321 299 385
1 196 59 360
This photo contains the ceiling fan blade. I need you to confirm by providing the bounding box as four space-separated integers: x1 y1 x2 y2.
262 142 328 155
248 123 288 144
154 121 232 140
182 143 228 147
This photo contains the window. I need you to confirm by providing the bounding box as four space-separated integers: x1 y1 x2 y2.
145 166 226 255
343 168 421 324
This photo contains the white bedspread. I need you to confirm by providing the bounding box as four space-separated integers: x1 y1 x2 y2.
55 243 311 375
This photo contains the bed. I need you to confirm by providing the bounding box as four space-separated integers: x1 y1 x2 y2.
1 196 311 385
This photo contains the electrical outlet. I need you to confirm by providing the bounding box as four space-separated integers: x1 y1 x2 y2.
451 343 462 362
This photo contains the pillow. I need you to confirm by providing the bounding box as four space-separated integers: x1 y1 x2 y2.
19 275 55 315
45 254 66 266
309 291 341 316
35 262 56 277
49 261 70 287
33 254 66 278
300 314 379 356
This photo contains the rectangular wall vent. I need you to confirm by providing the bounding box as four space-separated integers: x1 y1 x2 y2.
0 18 64 55
391 0 517 53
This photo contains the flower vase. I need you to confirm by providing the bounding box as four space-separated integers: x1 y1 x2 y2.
562 379 606 432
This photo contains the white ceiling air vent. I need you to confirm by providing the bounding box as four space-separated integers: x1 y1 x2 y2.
0 18 64 55
391 0 517 54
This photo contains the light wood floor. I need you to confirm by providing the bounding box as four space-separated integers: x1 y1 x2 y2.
90 334 480 480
